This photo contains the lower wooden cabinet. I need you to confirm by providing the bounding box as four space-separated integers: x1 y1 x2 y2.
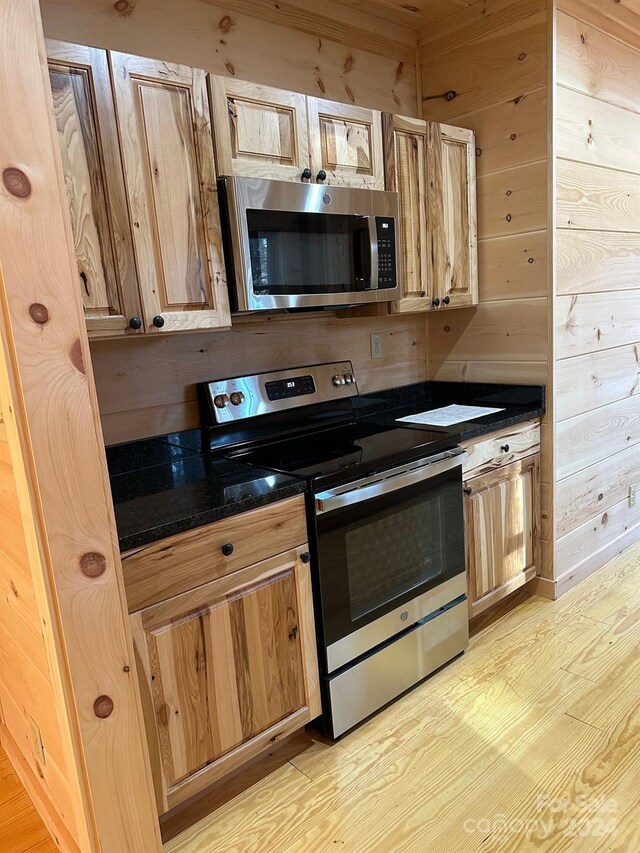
464 454 540 618
130 545 320 813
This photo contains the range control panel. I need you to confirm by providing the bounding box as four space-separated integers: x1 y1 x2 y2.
205 361 358 424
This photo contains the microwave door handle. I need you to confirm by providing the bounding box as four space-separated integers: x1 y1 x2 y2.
353 218 373 290
368 215 378 290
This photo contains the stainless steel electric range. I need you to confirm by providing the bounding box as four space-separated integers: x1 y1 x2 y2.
199 361 469 738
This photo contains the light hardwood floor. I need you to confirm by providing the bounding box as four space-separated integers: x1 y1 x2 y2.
168 542 640 852
0 748 57 853
4 543 640 852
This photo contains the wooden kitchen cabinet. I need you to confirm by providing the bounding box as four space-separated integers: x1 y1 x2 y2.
307 98 384 189
384 114 478 313
46 41 142 337
110 52 230 334
464 454 540 618
130 545 320 813
209 77 311 181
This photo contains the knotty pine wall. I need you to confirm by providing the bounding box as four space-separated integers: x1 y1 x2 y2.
418 0 553 582
0 440 83 851
39 0 428 446
553 0 640 590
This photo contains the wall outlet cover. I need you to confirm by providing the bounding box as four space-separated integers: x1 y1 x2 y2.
630 484 637 508
371 332 383 360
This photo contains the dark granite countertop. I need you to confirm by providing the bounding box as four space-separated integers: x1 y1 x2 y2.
107 431 306 552
356 381 545 441
108 382 544 552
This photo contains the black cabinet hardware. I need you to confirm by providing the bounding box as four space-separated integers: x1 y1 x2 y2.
301 168 312 180
129 316 142 330
300 551 311 563
501 444 510 453
316 170 327 182
152 315 165 328
442 296 451 305
221 543 234 557
463 486 472 495
432 298 440 307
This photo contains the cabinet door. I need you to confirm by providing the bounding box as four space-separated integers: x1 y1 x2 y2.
427 122 478 309
110 53 230 333
46 41 142 337
131 546 320 813
464 455 539 617
307 98 384 189
384 114 433 314
209 77 311 181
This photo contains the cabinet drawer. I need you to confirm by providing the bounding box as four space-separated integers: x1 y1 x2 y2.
122 495 307 611
463 420 540 480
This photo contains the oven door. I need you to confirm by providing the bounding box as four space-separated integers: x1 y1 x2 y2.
221 176 398 311
315 450 467 673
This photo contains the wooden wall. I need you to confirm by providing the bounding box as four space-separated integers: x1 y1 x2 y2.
0 441 82 852
554 1 640 590
418 0 553 582
39 0 418 115
92 313 427 444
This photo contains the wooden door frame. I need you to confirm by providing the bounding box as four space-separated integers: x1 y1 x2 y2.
0 1 161 850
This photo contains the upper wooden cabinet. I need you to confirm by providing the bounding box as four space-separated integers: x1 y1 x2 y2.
384 114 478 314
209 78 384 188
46 41 142 337
209 77 311 182
111 53 230 334
307 99 384 189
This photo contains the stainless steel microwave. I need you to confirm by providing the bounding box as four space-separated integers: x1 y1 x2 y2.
218 176 399 312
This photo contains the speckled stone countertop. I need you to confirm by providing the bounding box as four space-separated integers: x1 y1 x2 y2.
355 381 545 441
107 431 306 552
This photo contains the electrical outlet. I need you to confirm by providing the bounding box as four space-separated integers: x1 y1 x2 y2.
371 333 383 360
630 484 637 508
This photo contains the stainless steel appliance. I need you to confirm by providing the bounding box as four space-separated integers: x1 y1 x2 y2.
199 362 469 738
218 176 399 312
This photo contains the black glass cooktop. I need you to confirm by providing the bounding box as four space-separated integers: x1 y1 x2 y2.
229 421 460 491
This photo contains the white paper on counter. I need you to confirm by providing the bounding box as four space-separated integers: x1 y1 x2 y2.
396 404 505 427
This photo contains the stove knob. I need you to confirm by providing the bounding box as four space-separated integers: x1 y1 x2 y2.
344 373 354 385
332 374 345 387
214 394 229 409
230 391 245 406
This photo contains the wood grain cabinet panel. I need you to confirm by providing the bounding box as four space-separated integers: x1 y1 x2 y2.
131 546 321 813
384 115 478 313
110 53 230 334
307 98 384 188
428 122 478 309
464 455 540 618
46 40 142 337
209 77 311 181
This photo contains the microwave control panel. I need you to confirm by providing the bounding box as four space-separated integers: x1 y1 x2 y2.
376 217 397 289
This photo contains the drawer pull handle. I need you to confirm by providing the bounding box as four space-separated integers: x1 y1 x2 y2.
501 444 510 453
300 551 311 563
221 543 234 557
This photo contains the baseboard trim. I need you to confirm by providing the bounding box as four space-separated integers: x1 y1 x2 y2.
526 575 556 600
554 522 640 599
0 725 79 853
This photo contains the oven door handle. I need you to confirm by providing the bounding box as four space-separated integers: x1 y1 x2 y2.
315 450 467 515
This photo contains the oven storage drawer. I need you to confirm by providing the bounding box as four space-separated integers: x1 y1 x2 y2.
327 597 468 738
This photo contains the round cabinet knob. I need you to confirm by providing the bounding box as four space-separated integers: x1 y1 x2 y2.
300 552 311 564
432 298 441 308
221 543 234 557
301 168 312 181
129 316 142 330
152 315 165 328
213 394 229 409
230 391 245 406
501 444 511 453
316 170 327 182
442 296 451 305
463 486 472 495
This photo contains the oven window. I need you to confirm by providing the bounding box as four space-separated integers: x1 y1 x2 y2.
317 468 465 646
345 501 444 621
247 209 371 294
